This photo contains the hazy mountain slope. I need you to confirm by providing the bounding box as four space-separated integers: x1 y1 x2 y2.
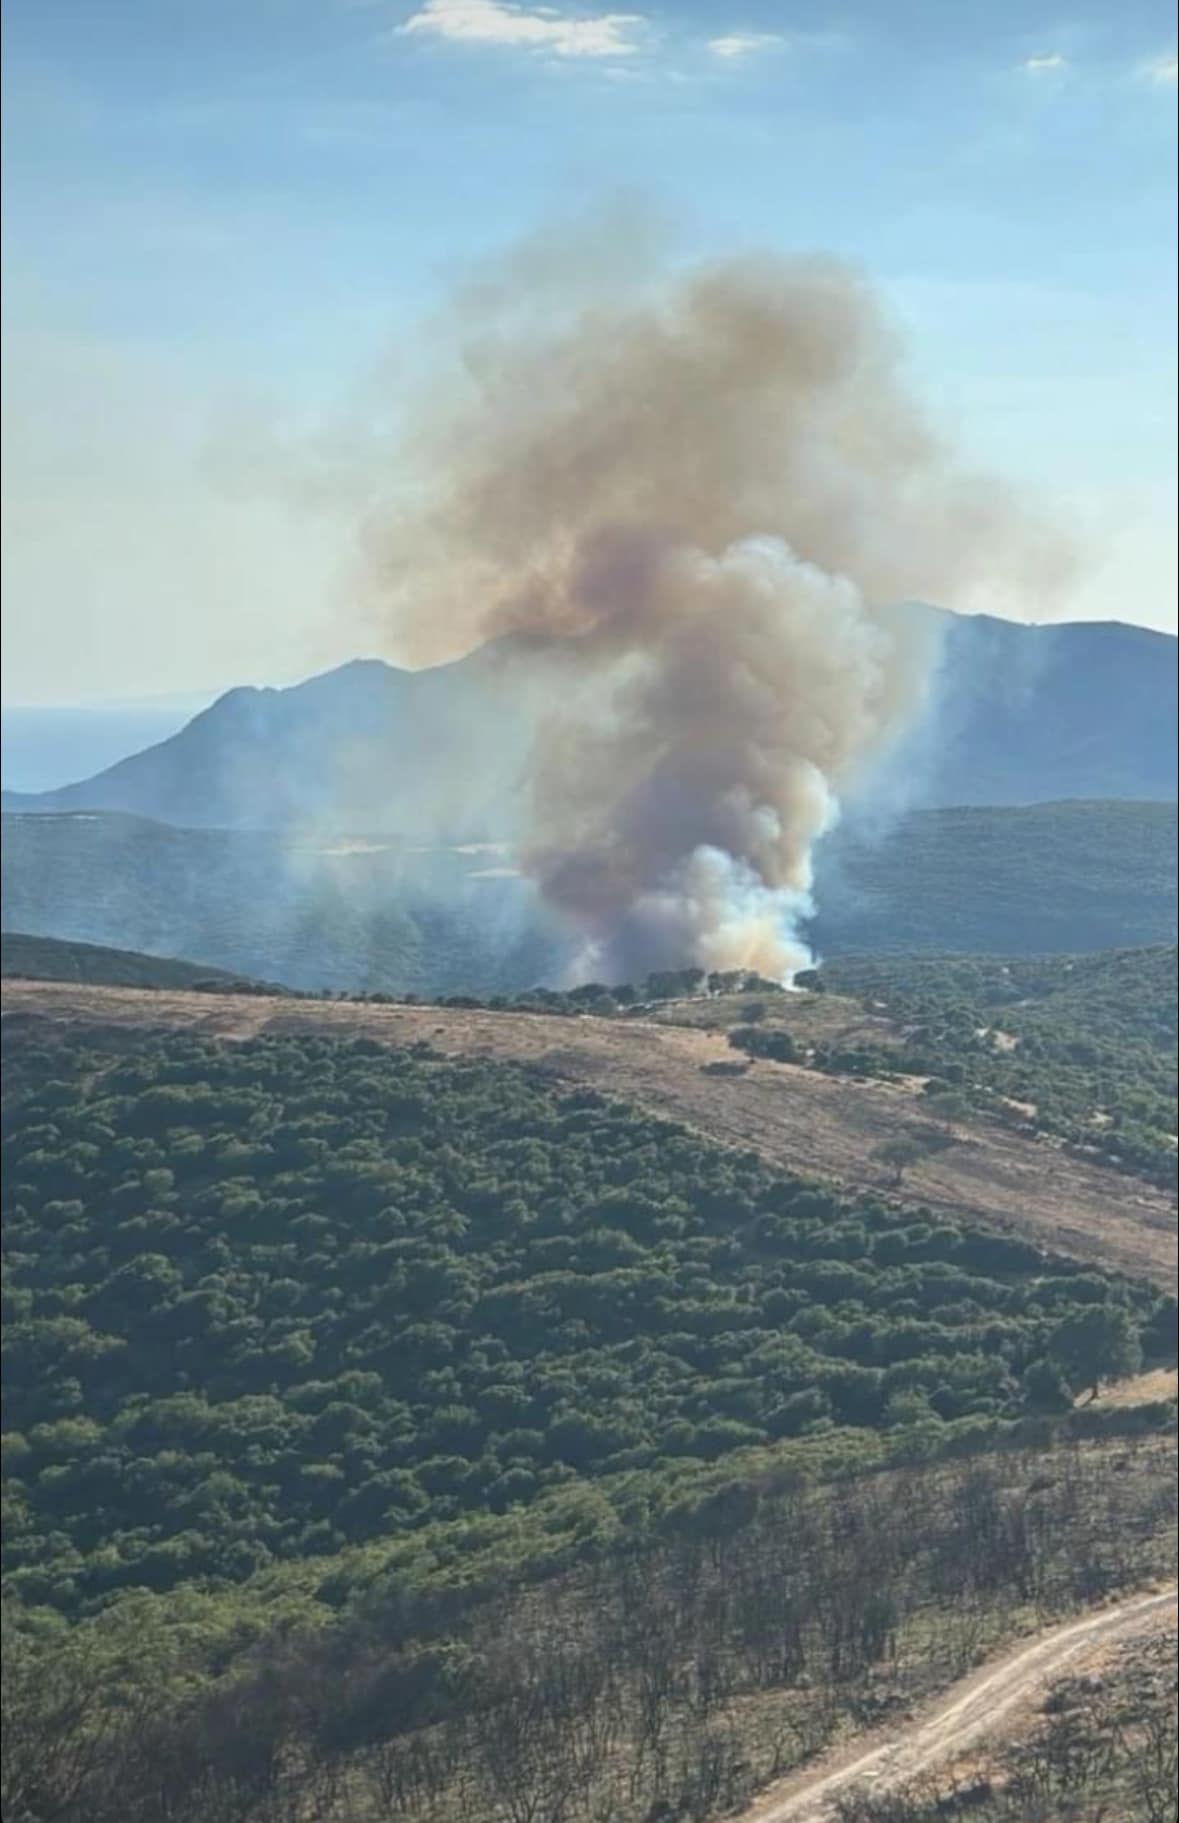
4 801 1174 994
3 614 1175 829
0 812 560 996
1 643 538 835
0 931 252 990
924 614 1177 805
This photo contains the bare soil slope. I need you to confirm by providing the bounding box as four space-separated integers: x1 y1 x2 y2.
4 979 1174 1286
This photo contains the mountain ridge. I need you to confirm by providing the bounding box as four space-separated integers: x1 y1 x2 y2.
3 611 1175 830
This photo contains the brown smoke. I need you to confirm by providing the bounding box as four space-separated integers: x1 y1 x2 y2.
363 244 1069 980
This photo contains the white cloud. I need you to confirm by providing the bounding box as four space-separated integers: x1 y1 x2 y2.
396 0 645 58
707 32 785 60
1020 52 1067 74
1141 50 1177 85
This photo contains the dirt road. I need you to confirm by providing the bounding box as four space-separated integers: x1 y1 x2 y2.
748 1587 1178 1821
3 980 1175 1285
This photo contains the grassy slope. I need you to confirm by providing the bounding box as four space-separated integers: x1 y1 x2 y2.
5 977 1175 1285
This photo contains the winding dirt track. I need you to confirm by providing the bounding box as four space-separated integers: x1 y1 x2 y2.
748 1587 1178 1821
2 980 1175 1286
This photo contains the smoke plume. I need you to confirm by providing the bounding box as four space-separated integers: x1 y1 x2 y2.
364 242 1068 980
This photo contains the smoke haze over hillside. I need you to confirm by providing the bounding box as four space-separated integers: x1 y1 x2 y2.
360 235 1072 979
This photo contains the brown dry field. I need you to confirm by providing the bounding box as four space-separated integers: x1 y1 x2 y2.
3 978 1176 1288
1088 1365 1179 1407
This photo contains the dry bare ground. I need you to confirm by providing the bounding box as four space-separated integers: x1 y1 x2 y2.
1087 1366 1179 1407
744 1586 1178 1821
3 979 1175 1286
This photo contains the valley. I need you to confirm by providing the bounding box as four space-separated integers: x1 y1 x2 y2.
3 797 1176 997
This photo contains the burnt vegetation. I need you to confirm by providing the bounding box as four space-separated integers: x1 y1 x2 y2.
833 1629 1178 1823
1 1438 1174 1823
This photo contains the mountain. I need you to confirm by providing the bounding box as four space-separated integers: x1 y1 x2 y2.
4 801 1174 994
3 614 1175 830
918 613 1177 805
1 642 540 836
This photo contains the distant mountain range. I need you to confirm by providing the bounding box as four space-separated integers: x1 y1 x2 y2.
3 612 1175 829
1 639 539 835
3 611 1174 992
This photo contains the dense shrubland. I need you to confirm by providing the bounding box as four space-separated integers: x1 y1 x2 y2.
4 1022 1174 1622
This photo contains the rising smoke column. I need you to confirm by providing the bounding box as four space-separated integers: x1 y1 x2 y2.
365 246 1067 980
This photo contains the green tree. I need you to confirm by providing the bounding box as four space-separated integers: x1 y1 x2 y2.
1049 1304 1142 1401
1021 1356 1074 1413
872 1138 925 1186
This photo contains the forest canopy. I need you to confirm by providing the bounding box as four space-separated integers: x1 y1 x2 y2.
3 1020 1172 1621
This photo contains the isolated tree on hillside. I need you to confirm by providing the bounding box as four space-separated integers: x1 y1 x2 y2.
873 1138 925 1186
872 1126 954 1186
1048 1303 1142 1402
728 1026 797 1063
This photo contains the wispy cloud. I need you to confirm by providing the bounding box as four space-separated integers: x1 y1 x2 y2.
1020 52 1067 74
396 0 645 58
1141 49 1177 85
707 32 785 60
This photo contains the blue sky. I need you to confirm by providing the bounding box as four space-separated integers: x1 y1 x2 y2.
2 0 1175 702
